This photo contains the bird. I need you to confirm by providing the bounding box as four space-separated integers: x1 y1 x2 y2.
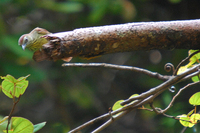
19 27 73 62
18 27 51 51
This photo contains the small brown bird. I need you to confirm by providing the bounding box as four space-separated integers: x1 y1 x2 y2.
18 27 51 51
19 27 73 62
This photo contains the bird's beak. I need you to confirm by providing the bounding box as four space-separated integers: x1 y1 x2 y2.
21 43 27 50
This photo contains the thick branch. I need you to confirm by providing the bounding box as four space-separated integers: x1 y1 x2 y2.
33 19 200 62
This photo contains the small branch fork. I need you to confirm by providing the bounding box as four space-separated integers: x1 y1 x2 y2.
6 95 21 133
62 62 200 133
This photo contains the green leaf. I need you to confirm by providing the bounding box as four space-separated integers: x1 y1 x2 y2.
192 75 200 82
33 122 46 133
1 74 30 98
187 50 200 67
189 92 200 106
187 109 194 117
128 94 139 104
129 94 139 99
189 50 200 60
177 50 200 76
177 66 188 75
177 114 194 127
10 117 34 133
190 113 200 124
112 100 124 111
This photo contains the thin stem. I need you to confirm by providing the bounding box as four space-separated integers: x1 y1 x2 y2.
162 81 200 113
91 110 131 133
6 95 21 133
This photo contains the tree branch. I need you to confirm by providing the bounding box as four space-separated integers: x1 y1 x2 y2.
62 63 170 81
68 63 200 132
33 19 200 62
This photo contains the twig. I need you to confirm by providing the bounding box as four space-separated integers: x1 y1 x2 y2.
62 63 170 81
6 95 21 133
149 105 193 124
68 63 198 132
68 111 119 133
91 110 131 133
91 86 165 133
121 64 200 105
68 62 200 133
149 80 200 115
162 81 200 113
149 103 161 114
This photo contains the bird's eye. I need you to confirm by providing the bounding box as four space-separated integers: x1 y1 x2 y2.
24 36 28 44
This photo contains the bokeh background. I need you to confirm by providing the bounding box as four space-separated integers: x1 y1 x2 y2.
0 0 200 133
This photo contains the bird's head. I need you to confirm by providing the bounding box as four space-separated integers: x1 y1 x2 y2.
18 27 51 51
18 34 33 50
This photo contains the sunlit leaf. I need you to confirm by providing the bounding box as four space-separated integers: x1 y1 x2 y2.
177 114 194 127
189 50 200 60
33 122 46 133
10 117 34 133
177 66 188 75
190 113 200 124
187 109 194 117
187 50 200 66
129 94 139 99
191 75 200 82
1 75 30 98
128 94 139 104
189 92 200 106
178 50 200 76
112 100 124 111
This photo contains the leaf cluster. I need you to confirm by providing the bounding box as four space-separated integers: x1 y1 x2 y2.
177 92 200 127
0 75 45 133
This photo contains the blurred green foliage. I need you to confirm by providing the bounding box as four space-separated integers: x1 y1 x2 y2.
0 0 200 132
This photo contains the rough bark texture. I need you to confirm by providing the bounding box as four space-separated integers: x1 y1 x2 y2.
33 19 200 62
